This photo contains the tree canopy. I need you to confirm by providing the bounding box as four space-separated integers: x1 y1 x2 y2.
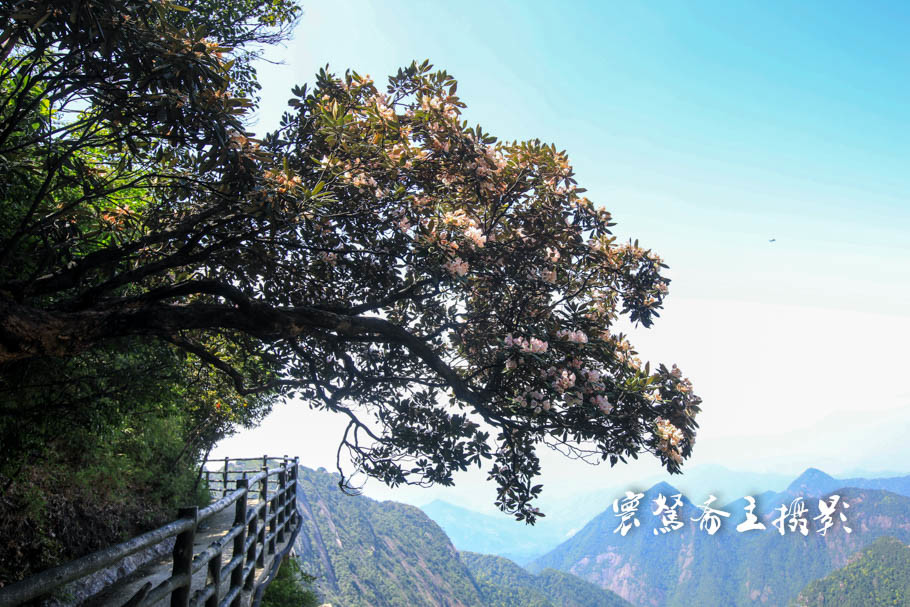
0 0 701 521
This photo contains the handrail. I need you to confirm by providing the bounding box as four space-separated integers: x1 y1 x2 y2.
0 455 300 607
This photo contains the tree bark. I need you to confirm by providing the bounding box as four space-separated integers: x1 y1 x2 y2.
0 296 485 406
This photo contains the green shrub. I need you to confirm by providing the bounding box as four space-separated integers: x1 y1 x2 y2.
261 557 321 607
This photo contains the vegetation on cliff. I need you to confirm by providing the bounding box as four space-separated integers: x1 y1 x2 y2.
261 557 321 607
461 551 632 607
292 466 631 607
0 0 299 585
793 536 910 607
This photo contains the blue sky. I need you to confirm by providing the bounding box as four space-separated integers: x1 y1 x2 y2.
253 0 910 313
215 1 910 512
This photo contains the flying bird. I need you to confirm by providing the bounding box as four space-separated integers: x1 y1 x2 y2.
768 238 776 243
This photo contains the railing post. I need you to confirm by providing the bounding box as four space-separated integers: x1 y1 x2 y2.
231 479 249 607
291 456 299 526
268 482 277 555
223 456 230 496
204 469 211 496
205 536 221 607
244 474 257 589
171 506 197 607
281 455 292 530
283 462 293 529
259 468 269 565
291 456 302 528
277 464 287 544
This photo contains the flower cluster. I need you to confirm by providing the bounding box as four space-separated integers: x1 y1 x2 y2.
266 63 702 521
464 226 486 248
504 334 549 354
655 417 685 463
553 369 576 393
521 390 551 414
593 394 613 414
557 329 589 344
443 257 469 276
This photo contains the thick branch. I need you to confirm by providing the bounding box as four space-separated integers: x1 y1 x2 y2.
0 296 488 407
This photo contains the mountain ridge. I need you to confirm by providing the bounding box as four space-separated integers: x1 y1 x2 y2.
291 466 631 607
530 468 910 606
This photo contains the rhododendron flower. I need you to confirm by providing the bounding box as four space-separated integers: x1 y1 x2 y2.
558 329 588 344
464 226 486 247
655 418 685 448
554 369 576 393
522 338 548 354
444 257 469 276
593 395 613 415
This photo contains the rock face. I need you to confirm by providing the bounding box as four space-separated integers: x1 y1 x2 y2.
530 471 910 606
290 466 633 607
292 466 485 607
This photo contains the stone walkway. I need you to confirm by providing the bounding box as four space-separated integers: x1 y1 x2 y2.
84 497 293 607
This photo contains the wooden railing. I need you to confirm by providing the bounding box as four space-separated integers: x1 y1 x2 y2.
0 455 300 607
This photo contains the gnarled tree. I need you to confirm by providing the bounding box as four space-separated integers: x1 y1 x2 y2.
0 0 700 521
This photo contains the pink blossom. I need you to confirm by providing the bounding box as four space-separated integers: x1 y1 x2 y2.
593 395 613 415
554 369 576 393
522 338 548 354
444 257 469 277
558 329 588 344
464 226 486 248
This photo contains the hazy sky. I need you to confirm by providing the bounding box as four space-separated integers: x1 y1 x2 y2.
214 1 910 513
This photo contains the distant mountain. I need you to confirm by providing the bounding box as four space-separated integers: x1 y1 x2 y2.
420 500 569 564
530 481 699 607
417 464 797 565
643 464 794 506
461 552 633 607
781 467 910 499
293 466 484 607
837 472 910 498
785 467 843 495
531 469 910 606
792 536 910 606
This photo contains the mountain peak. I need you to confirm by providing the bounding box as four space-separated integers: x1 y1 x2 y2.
787 467 839 494
648 480 683 496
